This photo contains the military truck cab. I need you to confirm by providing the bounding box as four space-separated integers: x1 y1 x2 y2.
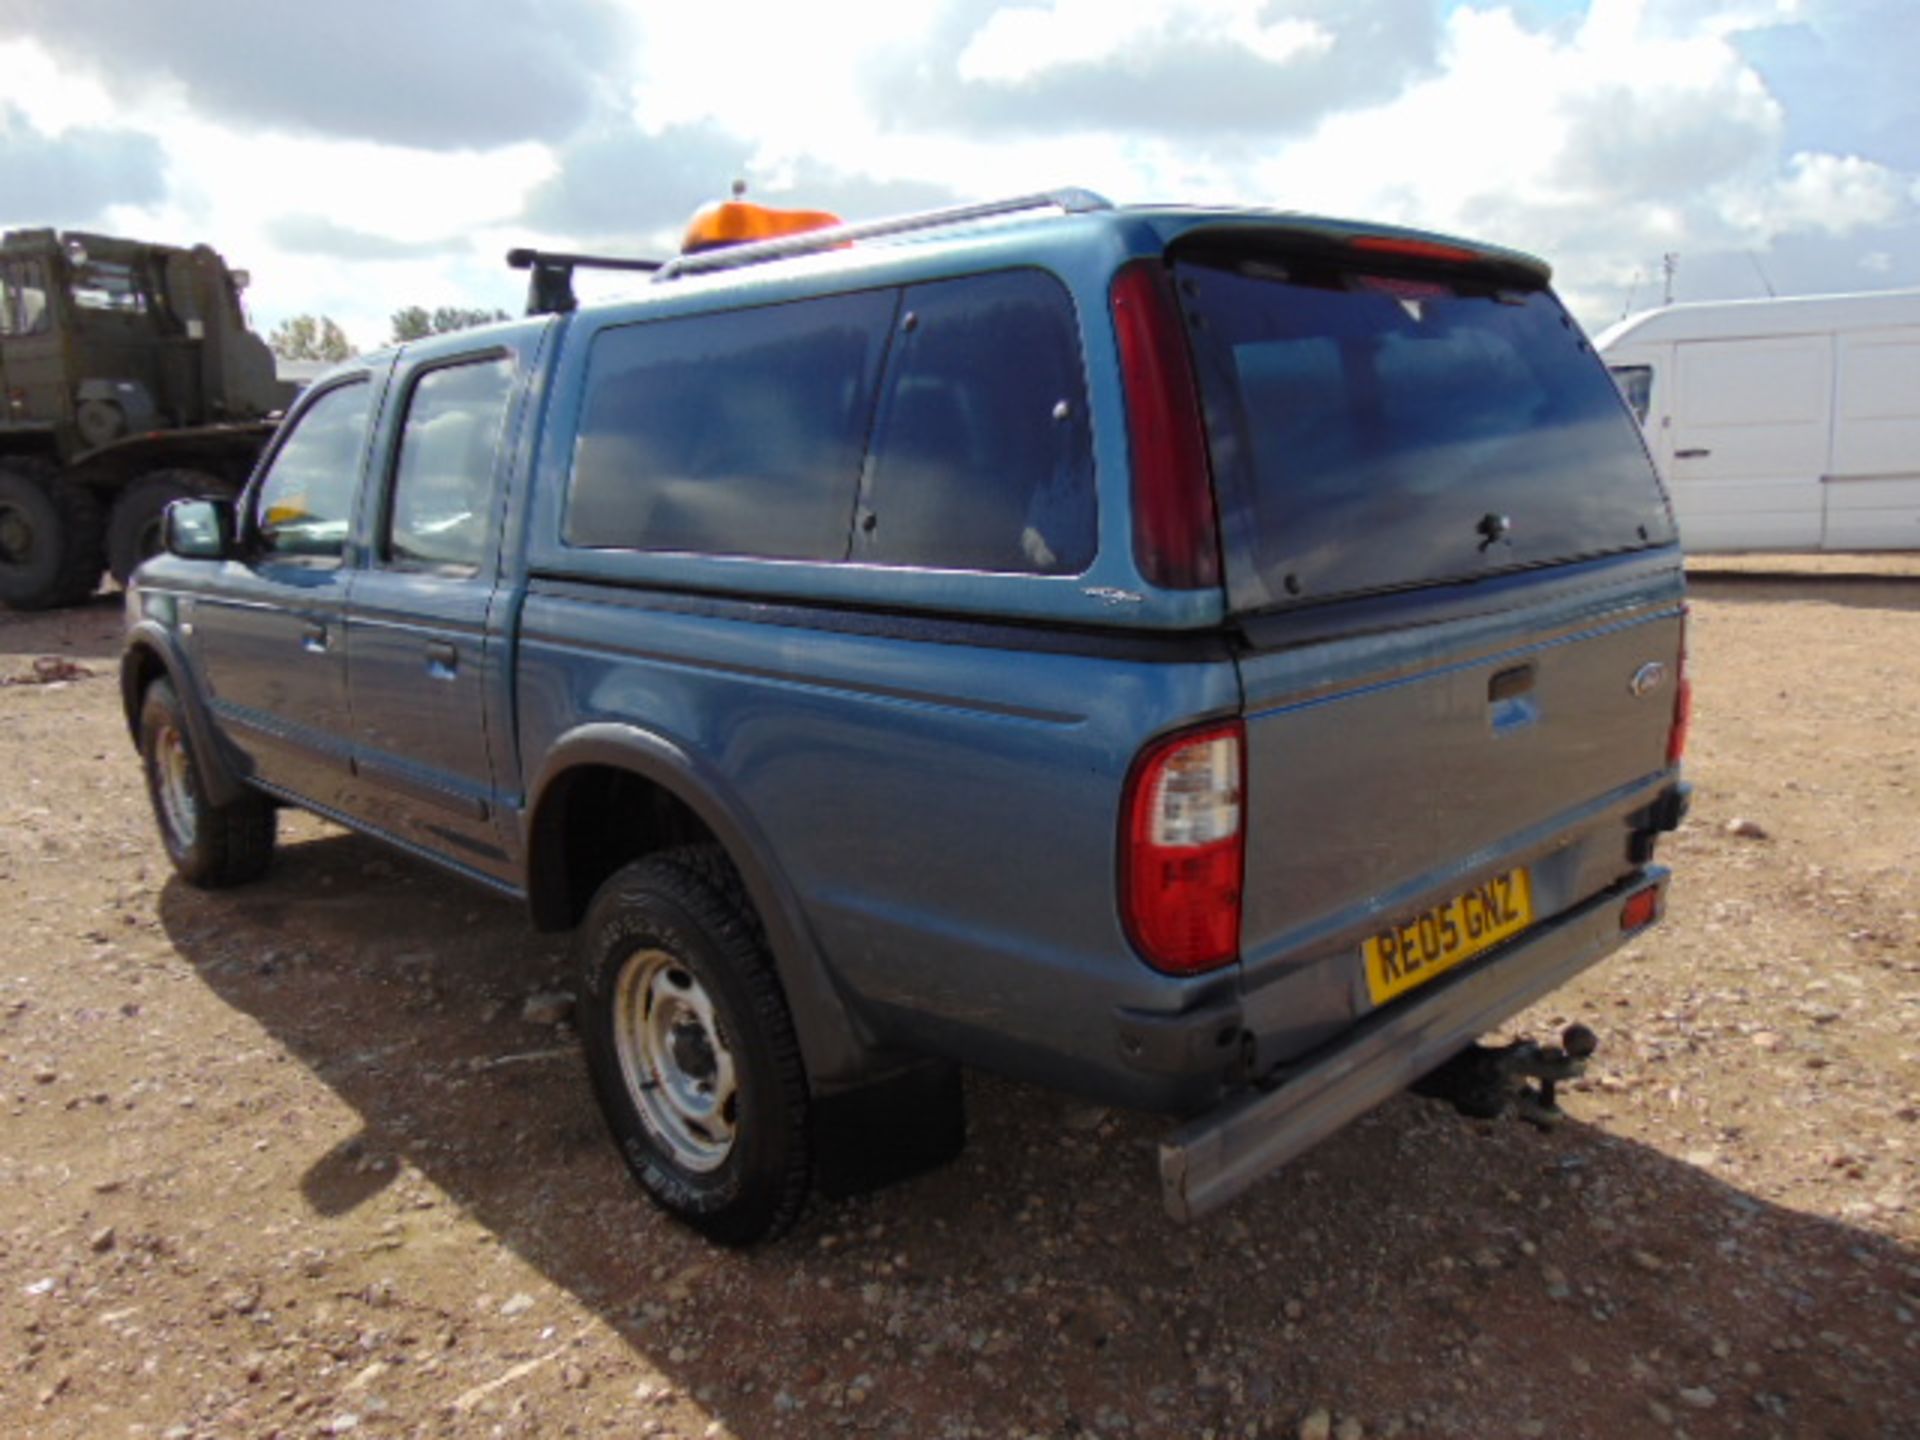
0 228 293 610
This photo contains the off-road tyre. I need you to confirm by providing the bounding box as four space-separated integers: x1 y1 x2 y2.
578 847 812 1245
109 469 215 586
138 678 276 888
0 461 104 611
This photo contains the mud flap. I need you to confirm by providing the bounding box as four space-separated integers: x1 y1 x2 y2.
811 1059 966 1198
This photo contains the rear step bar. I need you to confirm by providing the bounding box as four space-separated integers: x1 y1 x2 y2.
1158 868 1666 1221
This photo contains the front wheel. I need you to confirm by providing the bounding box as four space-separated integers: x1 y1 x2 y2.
577 849 812 1245
139 679 276 888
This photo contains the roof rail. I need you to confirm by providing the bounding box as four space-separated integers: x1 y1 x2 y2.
652 187 1112 283
506 247 664 316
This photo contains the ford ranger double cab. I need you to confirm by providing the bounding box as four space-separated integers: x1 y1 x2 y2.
121 189 1690 1244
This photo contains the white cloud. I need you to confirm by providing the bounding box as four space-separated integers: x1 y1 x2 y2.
1757 151 1910 234
5 0 631 151
628 0 931 156
0 38 118 134
1216 0 1915 324
0 0 1911 341
956 0 1332 84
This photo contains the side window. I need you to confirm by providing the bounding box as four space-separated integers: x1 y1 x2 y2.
856 269 1095 575
1 260 51 336
253 380 371 560
385 356 515 573
1610 364 1653 425
72 260 148 314
566 288 897 560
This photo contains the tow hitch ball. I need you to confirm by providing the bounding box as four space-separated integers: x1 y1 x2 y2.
1414 1024 1599 1129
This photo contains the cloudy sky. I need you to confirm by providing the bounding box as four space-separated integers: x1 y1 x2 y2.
4 0 1913 349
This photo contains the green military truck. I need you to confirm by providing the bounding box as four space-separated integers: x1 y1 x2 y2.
0 229 294 609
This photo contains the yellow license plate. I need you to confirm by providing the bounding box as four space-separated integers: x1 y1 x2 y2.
1364 868 1533 1006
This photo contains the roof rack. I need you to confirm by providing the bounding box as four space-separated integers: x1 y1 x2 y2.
651 187 1113 283
506 247 664 316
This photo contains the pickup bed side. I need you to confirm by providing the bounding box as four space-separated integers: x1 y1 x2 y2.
511 579 1250 1111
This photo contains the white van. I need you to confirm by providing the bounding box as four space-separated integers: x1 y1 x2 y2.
1595 290 1920 552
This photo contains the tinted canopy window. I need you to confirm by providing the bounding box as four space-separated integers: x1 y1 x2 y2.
566 289 897 561
1177 256 1673 610
856 269 1094 575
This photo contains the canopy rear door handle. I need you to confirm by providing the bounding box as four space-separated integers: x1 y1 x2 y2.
1674 448 1711 459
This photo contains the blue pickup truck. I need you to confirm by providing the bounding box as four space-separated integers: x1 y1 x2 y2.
121 190 1690 1243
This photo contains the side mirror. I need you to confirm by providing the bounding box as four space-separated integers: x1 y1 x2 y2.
163 498 236 560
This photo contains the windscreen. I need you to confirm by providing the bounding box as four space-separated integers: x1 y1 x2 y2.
1176 254 1673 611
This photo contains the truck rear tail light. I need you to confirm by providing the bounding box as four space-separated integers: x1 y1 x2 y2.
1122 721 1244 974
1667 608 1692 766
1110 260 1220 590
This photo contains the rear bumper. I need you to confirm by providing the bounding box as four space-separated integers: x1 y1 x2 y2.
1158 865 1668 1221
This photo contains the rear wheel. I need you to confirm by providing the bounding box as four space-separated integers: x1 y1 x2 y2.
109 470 216 585
577 848 812 1245
139 678 276 888
0 461 104 611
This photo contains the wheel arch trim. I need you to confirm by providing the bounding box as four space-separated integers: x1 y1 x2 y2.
524 723 878 1090
121 620 250 809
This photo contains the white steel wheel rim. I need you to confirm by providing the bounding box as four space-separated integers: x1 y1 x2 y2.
152 721 198 850
612 947 738 1172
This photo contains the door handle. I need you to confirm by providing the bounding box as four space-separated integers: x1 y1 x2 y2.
426 640 459 677
1674 448 1711 459
1488 663 1535 702
301 622 329 654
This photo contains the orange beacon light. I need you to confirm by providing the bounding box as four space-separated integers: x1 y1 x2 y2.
680 183 843 254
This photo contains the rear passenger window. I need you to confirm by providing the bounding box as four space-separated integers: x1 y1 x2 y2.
386 356 514 573
856 270 1094 575
566 290 897 560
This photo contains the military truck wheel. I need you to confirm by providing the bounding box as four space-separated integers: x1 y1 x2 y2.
139 678 277 888
109 470 214 585
578 848 813 1246
0 462 104 611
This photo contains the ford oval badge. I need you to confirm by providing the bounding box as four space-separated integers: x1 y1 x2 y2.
1629 661 1668 698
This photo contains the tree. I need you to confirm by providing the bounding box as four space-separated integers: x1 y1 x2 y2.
269 314 356 363
389 305 512 344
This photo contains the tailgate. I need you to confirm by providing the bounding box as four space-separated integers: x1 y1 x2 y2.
1167 235 1684 1063
1232 556 1684 1063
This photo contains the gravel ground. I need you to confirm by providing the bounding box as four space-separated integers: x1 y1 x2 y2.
3 558 1918 1440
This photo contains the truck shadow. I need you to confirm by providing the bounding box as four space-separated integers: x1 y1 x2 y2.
1687 566 1920 613
158 827 1920 1439
0 590 126 642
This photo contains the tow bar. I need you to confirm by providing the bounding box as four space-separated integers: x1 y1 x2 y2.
1413 1024 1598 1128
